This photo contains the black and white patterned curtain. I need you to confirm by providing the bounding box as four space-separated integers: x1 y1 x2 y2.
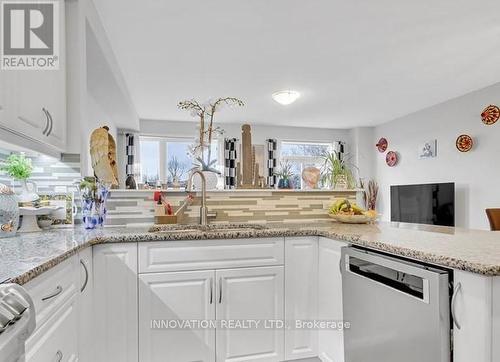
125 133 137 189
266 139 277 187
224 138 238 189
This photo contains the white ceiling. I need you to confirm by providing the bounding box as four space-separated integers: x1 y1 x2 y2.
93 0 500 129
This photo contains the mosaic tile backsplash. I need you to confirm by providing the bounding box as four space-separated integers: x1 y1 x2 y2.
105 190 360 226
0 150 81 194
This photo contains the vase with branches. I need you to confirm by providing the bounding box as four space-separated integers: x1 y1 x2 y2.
274 161 294 189
178 97 244 174
320 150 357 189
361 179 378 210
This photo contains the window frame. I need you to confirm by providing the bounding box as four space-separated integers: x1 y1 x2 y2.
279 140 333 189
139 135 223 186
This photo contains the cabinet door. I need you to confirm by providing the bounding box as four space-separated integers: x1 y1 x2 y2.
139 270 216 362
93 243 138 362
1 0 66 151
285 237 318 360
318 238 346 362
78 248 93 362
453 270 493 362
25 293 78 362
216 266 284 362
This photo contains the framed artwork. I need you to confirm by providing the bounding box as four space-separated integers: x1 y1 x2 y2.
419 140 437 159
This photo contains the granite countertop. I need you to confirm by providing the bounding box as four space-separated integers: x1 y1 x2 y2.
1 221 500 285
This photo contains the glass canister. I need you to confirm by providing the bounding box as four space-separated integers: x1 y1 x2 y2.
0 183 19 238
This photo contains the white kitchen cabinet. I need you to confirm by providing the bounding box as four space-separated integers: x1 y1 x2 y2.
0 0 66 151
317 237 346 362
138 270 216 362
93 243 138 362
216 266 284 362
25 293 79 362
284 236 318 360
78 248 93 362
453 270 493 362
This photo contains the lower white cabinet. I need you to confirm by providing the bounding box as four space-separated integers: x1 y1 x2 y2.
216 266 284 362
78 248 94 362
93 243 138 362
453 270 494 362
25 294 79 362
284 237 318 360
317 237 346 362
139 270 216 362
138 266 285 362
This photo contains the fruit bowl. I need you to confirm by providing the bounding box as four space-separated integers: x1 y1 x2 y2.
328 213 377 224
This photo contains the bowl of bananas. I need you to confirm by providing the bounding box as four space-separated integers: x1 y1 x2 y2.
328 199 378 224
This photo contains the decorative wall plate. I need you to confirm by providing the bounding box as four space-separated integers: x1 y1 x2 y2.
376 138 388 153
456 134 473 152
386 151 398 167
481 105 500 125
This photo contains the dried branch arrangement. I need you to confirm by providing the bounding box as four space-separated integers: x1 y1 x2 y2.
178 97 244 173
361 179 379 211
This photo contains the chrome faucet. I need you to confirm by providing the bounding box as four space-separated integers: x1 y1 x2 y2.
187 170 208 225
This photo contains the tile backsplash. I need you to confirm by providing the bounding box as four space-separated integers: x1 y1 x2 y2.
105 189 360 226
0 150 81 194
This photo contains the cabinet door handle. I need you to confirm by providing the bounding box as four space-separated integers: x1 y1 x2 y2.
218 277 223 304
339 257 343 274
42 108 50 135
55 350 63 362
80 259 89 293
46 109 53 136
209 277 213 304
41 285 63 301
451 282 462 330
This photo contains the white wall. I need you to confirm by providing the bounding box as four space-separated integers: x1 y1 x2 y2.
374 82 500 230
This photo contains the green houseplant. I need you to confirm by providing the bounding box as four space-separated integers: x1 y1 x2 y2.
274 161 294 189
0 154 33 180
0 153 39 203
321 151 357 189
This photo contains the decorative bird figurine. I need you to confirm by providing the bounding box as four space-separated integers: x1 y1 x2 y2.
89 126 119 186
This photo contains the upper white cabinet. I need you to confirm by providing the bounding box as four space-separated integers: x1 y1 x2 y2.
93 243 138 362
139 270 216 362
285 236 318 360
216 266 284 362
0 0 66 152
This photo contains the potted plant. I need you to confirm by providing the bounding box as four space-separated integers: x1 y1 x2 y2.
178 97 244 189
321 151 357 189
0 153 38 203
274 161 294 189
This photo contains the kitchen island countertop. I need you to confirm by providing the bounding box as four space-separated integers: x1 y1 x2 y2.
2 221 500 285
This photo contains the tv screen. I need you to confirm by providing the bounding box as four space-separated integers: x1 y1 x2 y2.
391 183 455 227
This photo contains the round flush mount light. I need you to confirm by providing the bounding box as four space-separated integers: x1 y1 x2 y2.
272 90 301 105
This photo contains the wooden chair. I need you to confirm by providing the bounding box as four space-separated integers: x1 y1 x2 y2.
486 209 500 231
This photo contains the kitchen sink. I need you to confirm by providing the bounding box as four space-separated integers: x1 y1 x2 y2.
149 223 268 233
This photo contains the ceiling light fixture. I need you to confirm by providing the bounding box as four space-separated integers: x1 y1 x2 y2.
272 90 301 105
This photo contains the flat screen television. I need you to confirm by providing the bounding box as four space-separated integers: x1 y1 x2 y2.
390 182 455 227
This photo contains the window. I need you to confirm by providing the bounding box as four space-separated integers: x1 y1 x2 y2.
280 141 332 189
139 136 219 188
140 139 160 185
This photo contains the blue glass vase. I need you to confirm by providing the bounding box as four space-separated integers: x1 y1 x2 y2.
81 184 110 229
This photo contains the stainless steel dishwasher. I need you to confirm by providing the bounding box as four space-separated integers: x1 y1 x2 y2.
341 246 451 362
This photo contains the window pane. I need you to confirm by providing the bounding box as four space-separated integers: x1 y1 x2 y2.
140 140 160 185
166 141 191 187
281 142 331 157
